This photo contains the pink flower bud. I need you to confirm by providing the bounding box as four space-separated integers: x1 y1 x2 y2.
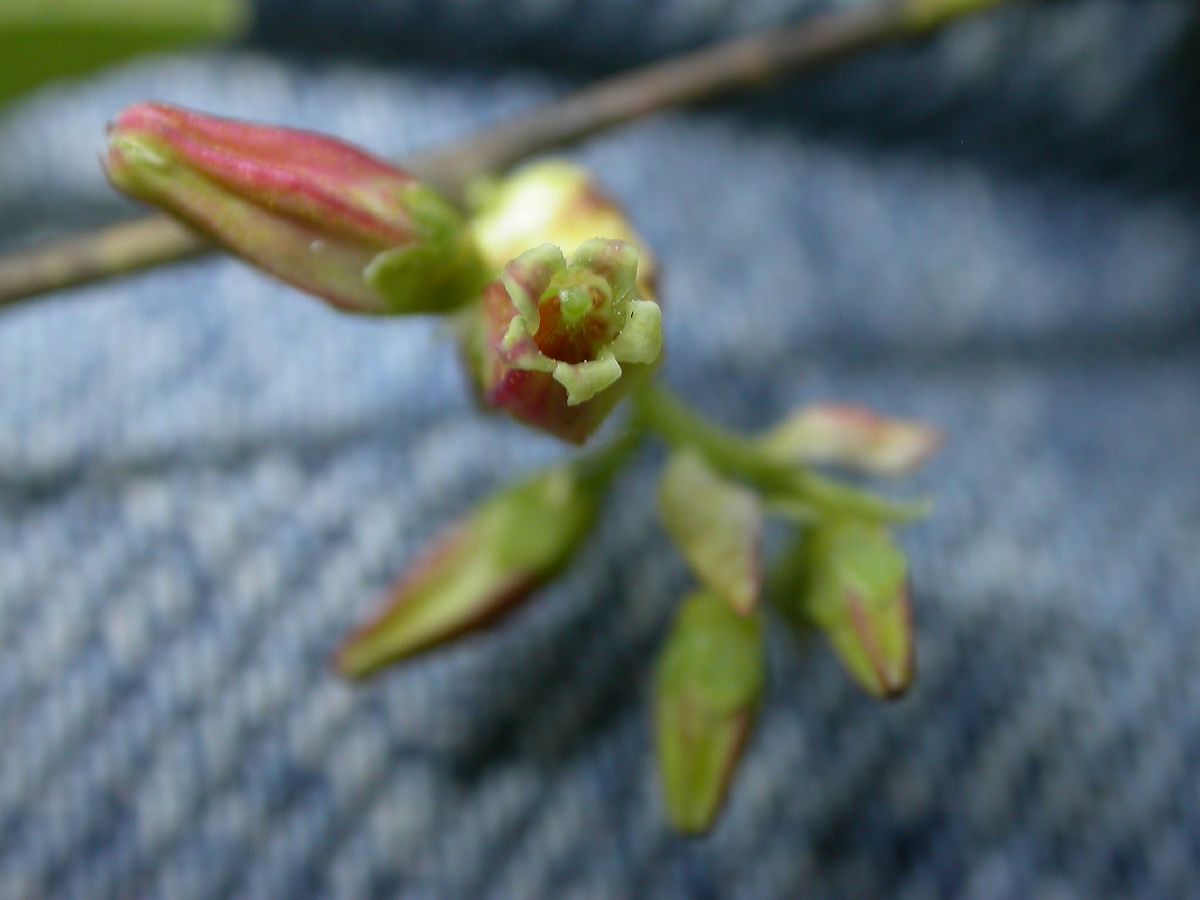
104 101 485 314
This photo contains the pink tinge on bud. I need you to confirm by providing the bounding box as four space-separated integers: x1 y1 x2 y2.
109 102 418 242
480 279 620 445
104 102 483 314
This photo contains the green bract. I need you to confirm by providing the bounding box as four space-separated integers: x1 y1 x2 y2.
365 184 491 315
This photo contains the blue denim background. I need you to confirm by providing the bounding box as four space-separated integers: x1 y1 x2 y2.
1 1 1199 897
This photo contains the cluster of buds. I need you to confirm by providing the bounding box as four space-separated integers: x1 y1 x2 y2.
105 102 942 835
104 104 661 445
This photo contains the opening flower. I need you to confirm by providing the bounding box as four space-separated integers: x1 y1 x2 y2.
469 239 663 443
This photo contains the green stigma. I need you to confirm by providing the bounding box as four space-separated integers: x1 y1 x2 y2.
558 285 593 326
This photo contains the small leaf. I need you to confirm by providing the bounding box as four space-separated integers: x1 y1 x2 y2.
759 404 942 477
655 592 764 834
364 185 490 314
659 450 762 615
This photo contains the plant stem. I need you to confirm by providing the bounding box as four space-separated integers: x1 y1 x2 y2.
0 0 1009 307
634 383 794 494
0 217 203 304
634 383 929 524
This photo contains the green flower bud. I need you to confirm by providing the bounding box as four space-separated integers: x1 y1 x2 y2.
337 456 611 678
655 591 765 834
774 520 914 700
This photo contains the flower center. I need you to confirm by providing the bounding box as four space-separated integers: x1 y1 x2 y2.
532 271 624 364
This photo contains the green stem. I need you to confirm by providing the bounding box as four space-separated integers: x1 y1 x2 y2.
795 468 931 523
633 383 928 525
634 383 793 492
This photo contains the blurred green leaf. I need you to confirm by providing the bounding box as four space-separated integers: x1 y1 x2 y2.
0 0 249 106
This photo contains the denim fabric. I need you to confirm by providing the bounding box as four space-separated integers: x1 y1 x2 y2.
1 1 1198 897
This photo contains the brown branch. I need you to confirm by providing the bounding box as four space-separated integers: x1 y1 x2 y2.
0 0 1004 307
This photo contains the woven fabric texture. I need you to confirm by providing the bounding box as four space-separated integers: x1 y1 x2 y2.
1 1 1198 897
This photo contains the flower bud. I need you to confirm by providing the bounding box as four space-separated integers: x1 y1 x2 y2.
659 450 762 615
759 404 942 477
774 520 914 699
655 591 764 834
465 238 663 444
336 453 616 679
104 101 486 314
468 160 657 296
